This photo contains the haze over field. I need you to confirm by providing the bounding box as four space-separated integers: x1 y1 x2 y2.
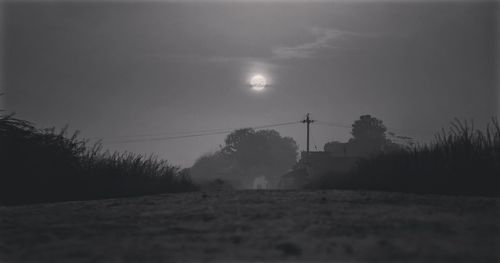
2 1 498 168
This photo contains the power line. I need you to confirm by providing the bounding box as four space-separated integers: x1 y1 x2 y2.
249 121 300 130
95 121 301 141
314 120 351 129
92 126 241 140
99 116 435 146
102 121 300 145
103 130 235 144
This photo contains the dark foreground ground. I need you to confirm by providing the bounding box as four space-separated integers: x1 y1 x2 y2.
1 190 499 263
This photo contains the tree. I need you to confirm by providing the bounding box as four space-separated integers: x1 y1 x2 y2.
350 115 405 155
324 115 400 157
191 128 298 188
351 115 387 142
349 115 389 154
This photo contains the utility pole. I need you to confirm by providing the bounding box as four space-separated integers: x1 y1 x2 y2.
301 113 315 157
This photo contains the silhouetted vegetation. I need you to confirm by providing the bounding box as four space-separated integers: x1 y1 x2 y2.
324 115 401 157
307 119 500 196
0 114 197 205
281 115 402 189
191 128 298 188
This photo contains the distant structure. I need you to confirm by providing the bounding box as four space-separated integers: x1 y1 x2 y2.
323 140 378 158
279 149 361 189
279 113 396 189
280 113 363 189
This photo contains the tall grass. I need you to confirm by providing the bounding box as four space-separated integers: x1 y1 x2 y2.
0 114 197 205
307 119 500 196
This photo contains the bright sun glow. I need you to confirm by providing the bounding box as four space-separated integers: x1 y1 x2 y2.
250 75 267 91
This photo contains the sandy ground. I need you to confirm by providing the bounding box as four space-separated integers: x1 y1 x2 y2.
1 190 499 263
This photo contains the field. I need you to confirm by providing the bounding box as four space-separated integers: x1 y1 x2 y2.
1 190 499 262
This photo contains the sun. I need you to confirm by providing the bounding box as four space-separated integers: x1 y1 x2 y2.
250 75 267 91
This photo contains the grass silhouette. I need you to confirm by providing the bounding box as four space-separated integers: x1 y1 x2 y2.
308 119 500 196
0 114 197 205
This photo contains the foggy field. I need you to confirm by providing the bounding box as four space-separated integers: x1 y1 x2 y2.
1 190 499 263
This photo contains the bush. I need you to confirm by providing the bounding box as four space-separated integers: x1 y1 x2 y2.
0 114 197 205
307 119 500 196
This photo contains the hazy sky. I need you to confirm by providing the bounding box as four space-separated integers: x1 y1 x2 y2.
1 0 498 167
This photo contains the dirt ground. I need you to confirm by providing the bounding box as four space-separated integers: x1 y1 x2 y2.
1 190 499 262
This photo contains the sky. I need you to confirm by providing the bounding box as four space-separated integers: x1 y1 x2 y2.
1 0 499 168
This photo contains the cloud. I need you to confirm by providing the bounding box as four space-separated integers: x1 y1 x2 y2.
272 27 355 59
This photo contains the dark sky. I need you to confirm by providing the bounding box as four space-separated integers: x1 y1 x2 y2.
1 0 498 167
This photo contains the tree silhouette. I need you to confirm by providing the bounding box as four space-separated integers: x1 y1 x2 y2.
351 115 387 142
324 115 399 157
191 128 298 188
349 115 391 155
